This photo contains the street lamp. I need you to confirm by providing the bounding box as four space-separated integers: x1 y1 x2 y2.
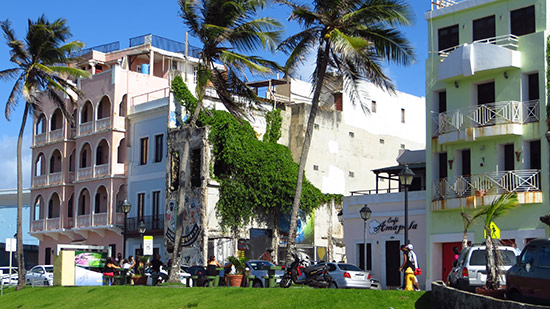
398 165 415 245
138 220 146 255
359 205 372 271
337 210 344 224
120 200 132 259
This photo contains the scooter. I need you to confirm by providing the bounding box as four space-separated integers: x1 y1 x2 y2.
280 252 333 288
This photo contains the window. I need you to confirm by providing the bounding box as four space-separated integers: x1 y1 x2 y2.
140 137 149 165
438 91 447 113
473 15 495 42
438 24 459 51
529 140 541 170
152 191 160 229
528 73 539 100
357 243 372 271
401 144 405 149
349 132 354 138
334 93 343 111
68 196 73 218
401 108 405 123
538 246 550 268
313 165 319 171
371 100 377 113
379 139 385 144
45 247 51 265
521 245 537 264
439 152 448 179
154 134 163 163
314 124 319 129
137 193 145 221
191 149 201 187
461 149 471 176
511 6 535 36
349 171 355 178
503 144 514 171
477 81 495 104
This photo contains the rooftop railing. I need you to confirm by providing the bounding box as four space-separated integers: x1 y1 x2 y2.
432 100 539 137
129 34 201 58
431 0 468 10
433 169 541 201
76 41 121 56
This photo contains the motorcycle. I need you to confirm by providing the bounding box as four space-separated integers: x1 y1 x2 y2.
280 252 334 288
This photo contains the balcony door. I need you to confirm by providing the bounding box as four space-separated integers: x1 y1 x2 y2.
477 82 495 126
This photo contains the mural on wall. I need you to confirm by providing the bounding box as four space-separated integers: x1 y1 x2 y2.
368 216 418 235
278 212 315 245
165 190 204 266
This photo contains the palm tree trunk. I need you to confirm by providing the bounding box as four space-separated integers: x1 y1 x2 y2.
16 103 29 290
462 231 468 250
285 43 330 264
485 226 499 290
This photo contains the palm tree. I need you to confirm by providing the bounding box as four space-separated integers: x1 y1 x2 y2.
277 0 414 262
473 193 518 290
0 16 89 290
460 206 483 250
169 0 282 282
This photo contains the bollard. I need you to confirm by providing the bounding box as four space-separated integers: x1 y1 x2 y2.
405 267 415 291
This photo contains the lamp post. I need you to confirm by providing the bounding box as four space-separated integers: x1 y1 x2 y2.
138 220 146 256
337 210 344 224
359 205 372 271
120 200 132 259
398 165 415 245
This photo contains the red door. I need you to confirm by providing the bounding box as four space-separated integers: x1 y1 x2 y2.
442 242 462 281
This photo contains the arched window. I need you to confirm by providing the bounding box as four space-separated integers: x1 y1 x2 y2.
78 189 90 215
34 196 44 221
49 149 62 173
68 194 74 218
69 150 75 172
36 114 46 134
117 138 126 164
50 109 63 131
119 94 127 117
48 193 61 218
81 101 93 123
80 143 92 168
35 153 46 176
96 139 109 165
97 96 111 119
95 186 108 213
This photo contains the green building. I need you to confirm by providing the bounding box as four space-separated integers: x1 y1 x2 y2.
425 0 549 285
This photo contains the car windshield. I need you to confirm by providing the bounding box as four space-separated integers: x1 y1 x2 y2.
248 261 274 271
470 249 517 266
45 266 53 273
338 264 362 271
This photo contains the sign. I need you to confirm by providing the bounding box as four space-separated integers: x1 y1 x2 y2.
484 221 500 239
5 238 16 252
143 236 153 255
368 217 418 235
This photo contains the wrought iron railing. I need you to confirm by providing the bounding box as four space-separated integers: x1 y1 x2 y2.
433 169 541 200
125 215 165 232
432 100 539 137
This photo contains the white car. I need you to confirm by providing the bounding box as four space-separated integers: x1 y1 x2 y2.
0 267 18 285
26 265 54 286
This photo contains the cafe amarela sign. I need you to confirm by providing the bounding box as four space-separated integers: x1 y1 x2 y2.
368 216 418 235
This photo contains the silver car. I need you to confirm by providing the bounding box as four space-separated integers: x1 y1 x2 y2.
26 265 54 286
447 245 518 292
322 263 371 289
245 260 284 288
0 267 18 285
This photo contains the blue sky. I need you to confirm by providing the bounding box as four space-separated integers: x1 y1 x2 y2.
0 0 430 189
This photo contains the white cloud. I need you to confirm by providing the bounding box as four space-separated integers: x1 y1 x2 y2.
0 133 32 190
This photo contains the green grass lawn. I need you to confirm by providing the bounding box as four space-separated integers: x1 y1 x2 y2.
0 285 431 308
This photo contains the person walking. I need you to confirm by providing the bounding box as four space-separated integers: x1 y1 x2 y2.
406 244 421 291
398 244 408 289
259 248 274 263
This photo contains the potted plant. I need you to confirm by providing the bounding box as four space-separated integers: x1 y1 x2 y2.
131 256 148 285
226 256 247 287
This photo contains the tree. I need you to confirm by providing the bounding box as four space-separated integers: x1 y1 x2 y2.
277 0 414 262
0 16 89 290
168 0 282 282
460 206 483 250
473 193 518 290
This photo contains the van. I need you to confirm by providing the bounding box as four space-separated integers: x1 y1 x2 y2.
447 244 518 291
506 238 550 305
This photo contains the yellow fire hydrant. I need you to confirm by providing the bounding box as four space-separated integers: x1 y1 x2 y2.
405 267 415 291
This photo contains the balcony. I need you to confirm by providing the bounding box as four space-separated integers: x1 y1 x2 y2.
126 215 165 232
35 133 47 144
77 215 91 228
77 167 93 181
32 175 47 187
31 220 44 232
96 117 111 131
80 122 93 135
93 213 108 225
95 164 109 177
50 129 63 142
432 169 541 204
433 100 538 142
49 172 62 185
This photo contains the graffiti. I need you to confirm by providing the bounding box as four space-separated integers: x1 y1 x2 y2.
182 224 201 247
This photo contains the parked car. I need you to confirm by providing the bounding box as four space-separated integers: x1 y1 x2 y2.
179 265 208 287
0 267 18 285
244 260 285 288
319 262 371 289
26 265 54 286
447 245 518 292
506 238 550 305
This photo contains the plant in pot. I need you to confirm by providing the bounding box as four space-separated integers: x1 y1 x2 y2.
226 256 248 287
131 256 148 285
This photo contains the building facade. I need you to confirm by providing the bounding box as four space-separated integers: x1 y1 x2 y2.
426 0 549 286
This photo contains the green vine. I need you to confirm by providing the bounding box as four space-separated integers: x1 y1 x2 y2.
172 78 326 230
263 109 282 143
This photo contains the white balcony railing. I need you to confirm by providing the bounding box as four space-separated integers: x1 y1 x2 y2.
31 220 44 232
433 34 519 58
93 213 108 225
80 122 93 135
50 129 63 141
433 169 541 201
77 167 93 181
65 217 74 229
49 172 62 185
96 117 110 131
32 175 47 187
95 164 109 177
77 215 91 227
35 133 47 145
433 100 539 137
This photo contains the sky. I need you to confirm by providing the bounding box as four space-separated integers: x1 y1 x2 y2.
0 0 430 189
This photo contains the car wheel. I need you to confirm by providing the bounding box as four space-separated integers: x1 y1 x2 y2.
329 281 337 289
253 280 263 288
44 279 50 286
26 279 30 285
280 277 291 288
508 290 523 302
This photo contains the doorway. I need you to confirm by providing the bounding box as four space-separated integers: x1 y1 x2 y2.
442 242 463 281
385 240 401 288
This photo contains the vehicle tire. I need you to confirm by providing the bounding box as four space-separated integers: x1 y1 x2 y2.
253 280 263 288
280 277 291 288
329 281 337 289
508 290 523 302
44 279 49 286
26 279 30 285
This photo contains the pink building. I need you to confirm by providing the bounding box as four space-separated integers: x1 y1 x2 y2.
29 35 200 264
